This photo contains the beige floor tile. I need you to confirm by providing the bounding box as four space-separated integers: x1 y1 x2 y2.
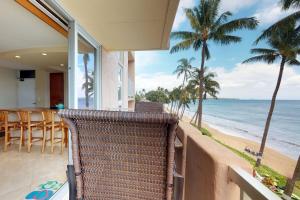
0 139 68 199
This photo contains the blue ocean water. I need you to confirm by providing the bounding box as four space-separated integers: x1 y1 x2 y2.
185 99 300 159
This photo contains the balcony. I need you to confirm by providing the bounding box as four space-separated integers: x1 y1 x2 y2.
174 121 281 200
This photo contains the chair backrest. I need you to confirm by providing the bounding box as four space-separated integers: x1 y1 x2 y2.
135 102 164 113
0 111 6 123
42 110 61 123
18 111 29 123
59 109 178 200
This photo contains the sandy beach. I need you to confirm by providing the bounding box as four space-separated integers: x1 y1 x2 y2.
181 116 297 178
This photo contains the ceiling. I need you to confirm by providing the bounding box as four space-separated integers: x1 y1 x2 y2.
57 0 179 50
0 0 67 72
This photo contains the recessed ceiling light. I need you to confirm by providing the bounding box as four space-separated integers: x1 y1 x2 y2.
15 55 21 59
60 63 64 67
42 53 47 56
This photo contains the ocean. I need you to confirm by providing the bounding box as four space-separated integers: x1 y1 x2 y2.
185 99 300 160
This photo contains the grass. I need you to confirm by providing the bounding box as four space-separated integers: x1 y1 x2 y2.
191 123 300 198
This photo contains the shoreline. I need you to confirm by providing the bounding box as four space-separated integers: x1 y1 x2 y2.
181 115 297 178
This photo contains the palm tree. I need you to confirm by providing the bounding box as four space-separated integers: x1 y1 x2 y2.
81 72 94 98
188 67 220 122
83 53 90 108
188 67 220 99
243 21 300 167
170 87 181 114
284 155 300 197
203 69 220 99
178 88 191 119
281 0 300 9
173 57 195 87
256 0 300 45
170 0 258 128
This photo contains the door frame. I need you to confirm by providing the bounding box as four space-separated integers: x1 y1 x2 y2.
68 21 101 110
44 0 102 110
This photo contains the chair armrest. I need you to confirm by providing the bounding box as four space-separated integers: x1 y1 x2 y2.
67 165 77 200
173 171 184 200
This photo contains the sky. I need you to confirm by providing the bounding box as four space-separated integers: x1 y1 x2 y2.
135 0 300 100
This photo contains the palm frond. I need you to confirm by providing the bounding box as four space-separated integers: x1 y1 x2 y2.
170 31 197 40
185 8 201 31
212 34 241 45
255 11 300 44
214 11 232 27
192 38 203 51
170 39 195 53
209 0 222 25
250 48 278 55
287 59 300 65
189 57 196 63
216 17 258 34
243 54 279 64
204 43 211 59
281 0 300 9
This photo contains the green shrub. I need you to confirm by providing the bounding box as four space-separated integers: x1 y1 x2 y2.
200 127 212 137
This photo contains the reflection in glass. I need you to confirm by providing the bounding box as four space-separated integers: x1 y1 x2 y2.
77 35 96 109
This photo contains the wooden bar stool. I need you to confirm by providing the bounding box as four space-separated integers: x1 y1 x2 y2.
18 110 45 152
0 110 22 151
42 110 65 153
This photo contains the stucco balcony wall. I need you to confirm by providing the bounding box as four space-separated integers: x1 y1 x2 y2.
176 121 251 200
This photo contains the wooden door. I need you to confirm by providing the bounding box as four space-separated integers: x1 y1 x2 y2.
50 73 64 107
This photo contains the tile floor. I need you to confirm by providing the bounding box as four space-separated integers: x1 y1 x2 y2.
0 138 68 200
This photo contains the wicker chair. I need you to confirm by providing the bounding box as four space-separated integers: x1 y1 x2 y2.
59 109 182 200
135 102 164 113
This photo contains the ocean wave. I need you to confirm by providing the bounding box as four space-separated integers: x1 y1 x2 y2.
270 137 300 148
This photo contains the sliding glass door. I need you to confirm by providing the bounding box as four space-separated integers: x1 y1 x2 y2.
68 21 101 110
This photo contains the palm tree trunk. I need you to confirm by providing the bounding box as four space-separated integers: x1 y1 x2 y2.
181 106 185 119
170 101 174 113
180 105 184 119
84 64 89 108
182 74 186 87
196 42 206 128
204 92 207 100
256 57 286 167
190 112 197 123
176 103 181 115
284 155 300 197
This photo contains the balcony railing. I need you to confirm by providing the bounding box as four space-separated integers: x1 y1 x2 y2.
175 122 281 200
228 166 281 200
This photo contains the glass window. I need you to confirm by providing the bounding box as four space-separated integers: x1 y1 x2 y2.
118 51 124 65
118 86 122 101
76 35 96 109
117 66 123 105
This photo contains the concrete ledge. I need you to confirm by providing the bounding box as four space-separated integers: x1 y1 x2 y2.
176 121 251 200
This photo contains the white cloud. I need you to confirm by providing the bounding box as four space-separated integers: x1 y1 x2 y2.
136 73 183 91
172 0 196 30
136 62 300 99
254 2 295 25
135 51 158 68
220 0 258 13
213 62 300 99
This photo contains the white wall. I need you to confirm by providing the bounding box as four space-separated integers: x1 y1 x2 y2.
101 49 129 110
0 68 17 108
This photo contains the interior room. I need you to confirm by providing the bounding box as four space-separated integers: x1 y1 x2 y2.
0 1 68 199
